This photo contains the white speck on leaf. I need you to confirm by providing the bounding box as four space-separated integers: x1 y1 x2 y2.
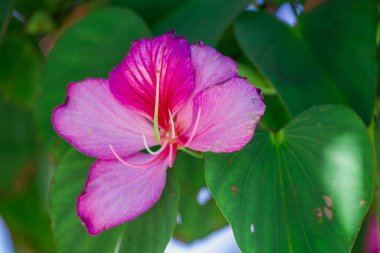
250 224 254 233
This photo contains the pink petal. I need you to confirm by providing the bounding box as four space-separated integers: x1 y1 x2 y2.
109 32 194 129
176 44 238 134
52 79 155 159
184 77 265 152
77 151 169 235
190 43 238 95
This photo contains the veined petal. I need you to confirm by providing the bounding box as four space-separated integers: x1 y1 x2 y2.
77 151 169 235
109 32 194 129
52 79 155 159
176 44 238 135
190 43 238 95
184 77 265 152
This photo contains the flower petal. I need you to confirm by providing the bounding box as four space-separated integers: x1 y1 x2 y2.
77 151 169 235
184 77 265 152
52 78 155 159
190 43 238 95
109 33 194 129
176 44 238 134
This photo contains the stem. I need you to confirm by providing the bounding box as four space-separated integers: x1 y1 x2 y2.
179 147 203 159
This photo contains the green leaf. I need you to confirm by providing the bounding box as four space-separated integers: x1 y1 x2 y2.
50 149 179 253
111 0 190 24
37 7 151 157
173 152 227 242
205 105 373 253
153 0 251 46
235 0 376 124
260 95 292 131
0 0 13 41
0 34 42 108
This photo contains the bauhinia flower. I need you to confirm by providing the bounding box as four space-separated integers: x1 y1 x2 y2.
52 32 265 235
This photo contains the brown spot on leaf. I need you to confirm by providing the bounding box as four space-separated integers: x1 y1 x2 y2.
360 199 366 206
323 207 333 220
230 185 239 195
171 192 175 198
315 208 323 220
323 195 333 208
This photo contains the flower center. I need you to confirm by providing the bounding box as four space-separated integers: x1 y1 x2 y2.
108 70 201 167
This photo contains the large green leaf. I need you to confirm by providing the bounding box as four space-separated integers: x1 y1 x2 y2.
51 149 179 253
173 152 227 242
37 7 150 157
205 105 373 253
153 0 251 46
235 0 376 124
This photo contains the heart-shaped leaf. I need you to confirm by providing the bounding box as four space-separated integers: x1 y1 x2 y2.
50 149 179 253
205 105 373 253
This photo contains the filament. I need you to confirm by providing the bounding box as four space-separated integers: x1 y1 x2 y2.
183 108 201 147
143 135 168 155
153 71 161 142
109 144 157 168
168 144 174 168
168 110 176 139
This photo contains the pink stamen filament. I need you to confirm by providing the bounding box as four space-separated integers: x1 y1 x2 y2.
143 135 168 155
168 144 174 168
168 110 176 139
109 144 158 168
183 108 201 147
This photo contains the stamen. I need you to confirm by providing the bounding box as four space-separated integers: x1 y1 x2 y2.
109 144 157 168
143 135 169 155
153 71 161 142
168 144 174 168
168 110 176 139
183 108 201 147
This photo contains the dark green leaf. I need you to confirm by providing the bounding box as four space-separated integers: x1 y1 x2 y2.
0 0 13 41
235 0 376 124
111 0 190 24
50 149 179 253
0 98 36 191
153 0 251 46
37 7 151 158
205 105 373 253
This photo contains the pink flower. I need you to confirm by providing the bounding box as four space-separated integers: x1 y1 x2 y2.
52 32 265 235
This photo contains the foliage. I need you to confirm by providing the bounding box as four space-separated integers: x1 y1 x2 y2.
0 0 378 252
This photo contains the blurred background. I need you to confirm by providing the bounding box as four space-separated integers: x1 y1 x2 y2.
0 0 379 252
